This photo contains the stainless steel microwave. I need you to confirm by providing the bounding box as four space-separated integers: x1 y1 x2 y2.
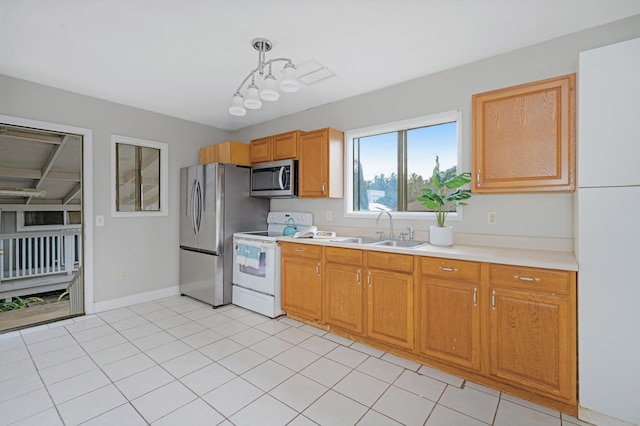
250 159 298 198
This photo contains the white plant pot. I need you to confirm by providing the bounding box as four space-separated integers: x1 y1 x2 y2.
430 225 453 246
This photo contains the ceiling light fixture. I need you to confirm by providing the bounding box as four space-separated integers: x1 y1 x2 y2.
228 38 301 117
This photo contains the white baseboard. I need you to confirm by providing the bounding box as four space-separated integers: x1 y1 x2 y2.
93 285 180 313
579 406 637 426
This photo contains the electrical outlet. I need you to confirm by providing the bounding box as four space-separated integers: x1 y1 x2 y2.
95 215 104 227
117 272 125 282
488 212 497 225
326 210 333 221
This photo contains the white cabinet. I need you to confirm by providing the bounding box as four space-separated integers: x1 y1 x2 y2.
578 38 640 188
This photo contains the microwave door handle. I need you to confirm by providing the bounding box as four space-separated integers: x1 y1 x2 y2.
278 166 286 190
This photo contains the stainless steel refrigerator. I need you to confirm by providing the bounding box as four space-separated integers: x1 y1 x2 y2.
179 163 269 307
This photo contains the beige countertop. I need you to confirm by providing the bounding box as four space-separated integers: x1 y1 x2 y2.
277 235 578 271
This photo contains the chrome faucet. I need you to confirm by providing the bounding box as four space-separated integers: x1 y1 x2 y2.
376 211 394 239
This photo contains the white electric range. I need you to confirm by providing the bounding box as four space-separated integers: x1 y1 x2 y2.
232 211 314 318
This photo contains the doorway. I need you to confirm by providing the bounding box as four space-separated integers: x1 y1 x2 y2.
0 122 86 332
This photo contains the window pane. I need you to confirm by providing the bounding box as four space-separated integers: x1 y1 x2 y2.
354 132 398 212
140 146 160 211
24 211 64 226
67 211 82 225
407 122 457 212
116 143 137 212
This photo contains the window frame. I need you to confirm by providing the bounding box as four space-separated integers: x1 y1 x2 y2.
111 134 168 218
344 110 464 220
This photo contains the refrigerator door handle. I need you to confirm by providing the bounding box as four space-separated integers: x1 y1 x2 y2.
191 179 203 235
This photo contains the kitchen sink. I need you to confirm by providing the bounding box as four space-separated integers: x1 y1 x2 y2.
340 236 384 244
372 240 429 249
339 237 428 249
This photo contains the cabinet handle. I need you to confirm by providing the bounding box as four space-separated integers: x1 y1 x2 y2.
294 248 305 252
322 182 326 194
316 262 320 276
439 266 458 272
367 271 371 286
491 289 496 310
513 275 540 282
476 170 481 185
356 269 361 284
473 287 477 307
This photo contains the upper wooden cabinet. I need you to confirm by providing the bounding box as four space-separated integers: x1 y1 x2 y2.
250 130 300 163
298 128 344 198
200 141 250 166
472 74 576 193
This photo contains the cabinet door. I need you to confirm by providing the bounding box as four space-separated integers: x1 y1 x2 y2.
273 131 299 160
325 263 363 334
250 136 272 163
281 256 322 321
472 74 575 193
488 287 573 401
418 277 480 370
298 129 328 197
366 269 414 350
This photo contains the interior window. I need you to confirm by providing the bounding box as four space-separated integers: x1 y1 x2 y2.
111 135 168 217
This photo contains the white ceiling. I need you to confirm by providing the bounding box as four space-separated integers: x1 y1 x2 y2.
2 0 640 131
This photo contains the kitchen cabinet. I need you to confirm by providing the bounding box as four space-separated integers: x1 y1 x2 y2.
472 74 575 193
298 128 344 198
417 257 481 370
487 264 576 405
365 251 414 350
200 141 250 166
324 247 364 334
280 242 323 321
250 130 300 164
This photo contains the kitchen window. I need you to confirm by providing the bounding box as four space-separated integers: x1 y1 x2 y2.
346 110 462 218
111 135 168 217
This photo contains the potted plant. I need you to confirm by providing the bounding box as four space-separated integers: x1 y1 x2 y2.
417 156 472 246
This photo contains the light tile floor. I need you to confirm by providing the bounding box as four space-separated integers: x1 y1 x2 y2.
0 296 592 426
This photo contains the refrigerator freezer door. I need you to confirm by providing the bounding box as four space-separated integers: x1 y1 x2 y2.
180 166 203 248
179 248 225 306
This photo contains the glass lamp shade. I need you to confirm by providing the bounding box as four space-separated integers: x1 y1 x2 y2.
243 83 262 109
260 74 280 101
280 62 300 93
228 93 246 116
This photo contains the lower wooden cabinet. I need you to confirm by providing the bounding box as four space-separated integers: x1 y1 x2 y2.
417 258 481 370
366 268 414 350
280 243 577 413
487 264 576 404
280 242 322 321
325 247 363 333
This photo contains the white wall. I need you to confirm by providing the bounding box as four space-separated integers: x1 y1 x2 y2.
233 14 640 246
0 75 232 305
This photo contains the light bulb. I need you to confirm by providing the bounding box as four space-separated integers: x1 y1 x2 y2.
280 62 300 93
243 83 262 109
228 92 246 116
260 73 280 101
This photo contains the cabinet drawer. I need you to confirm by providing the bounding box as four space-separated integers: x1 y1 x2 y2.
325 247 362 265
420 257 481 283
365 251 413 273
280 242 322 259
489 264 573 294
